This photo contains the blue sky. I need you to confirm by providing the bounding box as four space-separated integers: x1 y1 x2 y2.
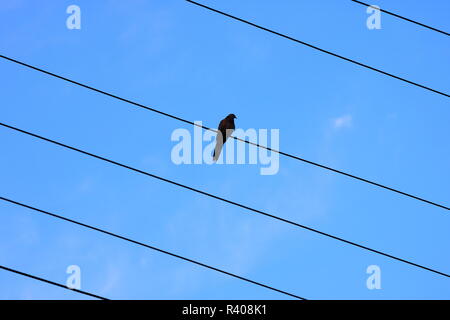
0 0 449 299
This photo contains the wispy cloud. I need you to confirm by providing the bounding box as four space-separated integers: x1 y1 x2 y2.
98 263 121 295
332 115 352 129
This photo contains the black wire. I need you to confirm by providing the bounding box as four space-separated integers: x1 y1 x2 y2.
0 196 305 300
0 54 447 211
0 122 448 280
351 0 450 37
185 0 449 99
0 265 108 300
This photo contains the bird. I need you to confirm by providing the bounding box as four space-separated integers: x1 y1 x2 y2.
213 113 237 161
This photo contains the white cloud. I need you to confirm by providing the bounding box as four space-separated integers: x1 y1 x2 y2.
333 115 352 129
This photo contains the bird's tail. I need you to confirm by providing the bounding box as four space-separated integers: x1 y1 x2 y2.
213 143 222 162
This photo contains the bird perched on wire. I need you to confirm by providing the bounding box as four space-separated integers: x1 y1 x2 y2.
213 113 237 162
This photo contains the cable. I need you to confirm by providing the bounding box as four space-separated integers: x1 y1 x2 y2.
0 196 305 300
185 0 449 99
351 0 450 37
0 55 447 211
0 122 448 279
0 265 107 300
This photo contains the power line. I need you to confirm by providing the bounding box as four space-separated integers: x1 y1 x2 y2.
352 0 450 37
185 0 450 99
0 55 447 211
0 265 107 300
0 122 448 279
0 196 305 300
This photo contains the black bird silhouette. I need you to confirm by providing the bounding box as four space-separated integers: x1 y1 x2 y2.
213 113 237 161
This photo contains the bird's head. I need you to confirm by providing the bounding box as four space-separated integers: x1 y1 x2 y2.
227 113 237 119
